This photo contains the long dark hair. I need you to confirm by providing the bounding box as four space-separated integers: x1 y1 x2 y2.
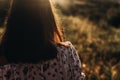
0 0 64 63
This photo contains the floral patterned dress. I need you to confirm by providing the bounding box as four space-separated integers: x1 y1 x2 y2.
0 41 85 80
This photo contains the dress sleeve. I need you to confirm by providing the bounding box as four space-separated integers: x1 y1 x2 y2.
67 42 85 80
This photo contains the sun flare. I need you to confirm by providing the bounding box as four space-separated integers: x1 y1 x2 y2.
51 0 70 5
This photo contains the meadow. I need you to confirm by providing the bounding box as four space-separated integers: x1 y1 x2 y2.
0 0 120 80
53 0 120 80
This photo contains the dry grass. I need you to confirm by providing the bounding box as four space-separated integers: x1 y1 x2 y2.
54 1 120 80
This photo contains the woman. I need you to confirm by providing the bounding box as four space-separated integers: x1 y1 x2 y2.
0 0 85 80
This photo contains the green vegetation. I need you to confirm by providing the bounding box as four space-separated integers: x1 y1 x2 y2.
0 0 120 80
0 0 10 26
54 0 120 80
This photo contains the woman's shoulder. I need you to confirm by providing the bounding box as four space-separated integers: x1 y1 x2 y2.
57 41 72 47
56 41 76 53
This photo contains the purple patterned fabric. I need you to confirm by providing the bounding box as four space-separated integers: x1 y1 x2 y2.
0 41 85 80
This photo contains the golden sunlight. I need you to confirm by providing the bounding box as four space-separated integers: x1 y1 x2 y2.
51 0 67 4
51 0 70 9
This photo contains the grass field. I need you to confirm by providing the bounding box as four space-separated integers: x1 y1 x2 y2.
0 0 120 80
54 0 120 80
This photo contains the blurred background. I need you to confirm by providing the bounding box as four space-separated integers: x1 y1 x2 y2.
0 0 120 80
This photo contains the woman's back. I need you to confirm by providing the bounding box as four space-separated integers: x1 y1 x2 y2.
0 0 85 79
0 0 62 62
0 42 85 80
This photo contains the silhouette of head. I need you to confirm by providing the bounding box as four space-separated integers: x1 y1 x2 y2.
0 0 64 63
